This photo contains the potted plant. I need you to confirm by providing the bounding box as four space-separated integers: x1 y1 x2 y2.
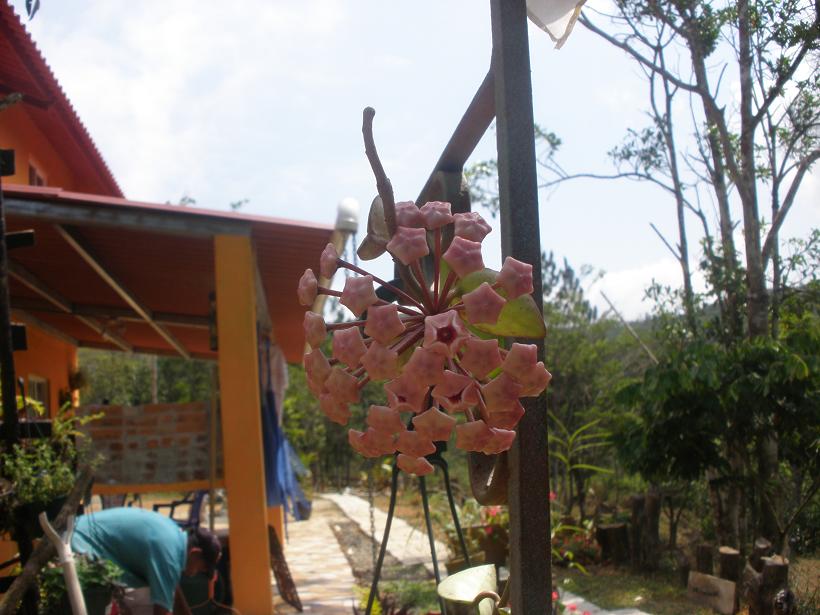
1 404 100 538
38 554 123 615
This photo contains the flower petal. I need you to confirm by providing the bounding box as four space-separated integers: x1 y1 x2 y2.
458 338 503 380
497 257 534 299
502 343 539 381
404 346 446 385
360 342 400 381
462 282 506 325
442 236 484 279
340 275 379 317
365 304 406 344
419 201 453 230
332 326 368 367
453 212 491 242
387 226 430 266
423 311 469 358
303 311 327 348
481 372 523 413
298 269 318 306
304 349 331 384
366 405 406 435
455 420 492 452
395 201 425 228
412 407 456 441
397 454 434 476
325 366 360 404
385 376 429 414
396 430 436 457
481 428 516 454
320 243 339 279
319 393 351 425
485 400 525 430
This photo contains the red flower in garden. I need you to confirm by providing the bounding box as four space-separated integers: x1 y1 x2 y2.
298 200 550 475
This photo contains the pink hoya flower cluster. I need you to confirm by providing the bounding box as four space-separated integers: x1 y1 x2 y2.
297 201 551 476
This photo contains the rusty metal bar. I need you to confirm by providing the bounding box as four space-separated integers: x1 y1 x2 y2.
490 0 551 612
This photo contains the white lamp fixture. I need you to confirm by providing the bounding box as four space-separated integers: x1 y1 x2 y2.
335 197 360 233
526 0 587 48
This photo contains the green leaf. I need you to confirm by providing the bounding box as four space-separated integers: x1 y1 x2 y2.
455 269 546 338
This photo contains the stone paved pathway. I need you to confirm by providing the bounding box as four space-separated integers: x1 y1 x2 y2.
322 491 450 577
276 498 357 614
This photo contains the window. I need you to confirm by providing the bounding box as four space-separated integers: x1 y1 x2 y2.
28 164 45 186
27 375 49 413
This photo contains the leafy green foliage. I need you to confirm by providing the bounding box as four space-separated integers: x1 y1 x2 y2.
38 554 122 614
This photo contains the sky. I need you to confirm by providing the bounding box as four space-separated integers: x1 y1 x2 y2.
11 0 819 319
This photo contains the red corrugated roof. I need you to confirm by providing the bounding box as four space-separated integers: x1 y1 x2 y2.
5 184 333 363
0 1 123 196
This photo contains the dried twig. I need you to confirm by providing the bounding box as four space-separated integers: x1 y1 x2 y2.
362 107 396 237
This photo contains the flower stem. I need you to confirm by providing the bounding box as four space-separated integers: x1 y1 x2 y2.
391 327 423 356
338 259 424 310
318 286 342 297
362 107 396 237
326 320 367 330
410 261 435 312
437 271 458 310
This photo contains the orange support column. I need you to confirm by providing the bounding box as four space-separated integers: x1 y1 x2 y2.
214 234 274 615
267 506 285 544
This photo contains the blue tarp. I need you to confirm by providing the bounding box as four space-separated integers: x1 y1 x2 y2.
259 337 311 522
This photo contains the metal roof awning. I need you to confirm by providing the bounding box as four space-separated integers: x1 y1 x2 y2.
4 184 332 362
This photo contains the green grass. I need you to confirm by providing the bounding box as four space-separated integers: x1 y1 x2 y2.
555 566 713 615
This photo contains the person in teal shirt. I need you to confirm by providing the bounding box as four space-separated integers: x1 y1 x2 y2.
72 508 221 615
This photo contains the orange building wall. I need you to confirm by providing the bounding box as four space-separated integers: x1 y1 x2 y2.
0 104 77 190
13 322 77 415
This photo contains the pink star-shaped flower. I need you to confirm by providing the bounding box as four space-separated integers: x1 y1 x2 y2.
320 243 339 279
423 311 469 358
442 236 485 279
340 275 378 317
397 454 434 476
518 362 552 396
458 338 503 380
455 420 492 452
366 405 405 435
325 367 360 404
360 342 400 381
497 257 534 299
298 269 318 306
431 370 480 412
303 311 327 348
502 343 538 379
307 376 326 397
332 326 368 367
453 212 491 242
395 201 425 228
361 427 397 456
485 400 525 430
387 226 429 266
462 282 506 325
482 428 516 454
396 430 436 457
304 349 331 385
481 372 523 413
319 393 351 425
364 304 406 344
419 201 453 230
404 347 446 385
384 376 429 414
412 407 456 441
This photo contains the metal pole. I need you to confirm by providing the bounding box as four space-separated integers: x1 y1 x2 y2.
489 0 552 612
0 154 19 447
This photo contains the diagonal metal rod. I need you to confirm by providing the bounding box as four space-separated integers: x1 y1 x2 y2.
365 459 399 615
419 475 445 614
431 456 471 566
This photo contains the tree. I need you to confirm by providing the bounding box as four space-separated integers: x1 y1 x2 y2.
541 0 820 548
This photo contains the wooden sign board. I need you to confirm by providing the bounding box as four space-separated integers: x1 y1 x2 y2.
688 571 736 614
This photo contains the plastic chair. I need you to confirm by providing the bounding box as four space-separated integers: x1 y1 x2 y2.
152 491 206 530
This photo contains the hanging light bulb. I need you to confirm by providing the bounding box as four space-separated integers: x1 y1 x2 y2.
526 0 587 48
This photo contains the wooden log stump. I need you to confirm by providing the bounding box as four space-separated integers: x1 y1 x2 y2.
595 523 629 565
719 546 741 582
696 544 714 575
743 555 790 615
751 537 773 573
760 556 789 615
629 491 661 572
